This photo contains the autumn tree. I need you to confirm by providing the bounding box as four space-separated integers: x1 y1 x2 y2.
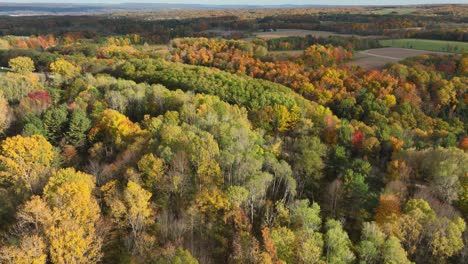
0 135 54 193
16 195 52 233
8 56 35 74
0 94 12 134
101 180 154 253
381 198 466 262
429 217 466 262
0 235 47 264
2 168 102 264
137 153 167 190
49 58 80 79
43 168 102 264
374 194 401 225
270 226 296 263
124 181 154 240
458 57 468 75
89 109 143 149
18 90 52 116
290 200 324 264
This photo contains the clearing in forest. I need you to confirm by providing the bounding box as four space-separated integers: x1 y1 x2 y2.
380 39 467 54
348 47 449 70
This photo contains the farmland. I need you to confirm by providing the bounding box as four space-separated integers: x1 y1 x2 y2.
348 47 449 69
380 38 468 54
251 29 377 39
368 7 417 15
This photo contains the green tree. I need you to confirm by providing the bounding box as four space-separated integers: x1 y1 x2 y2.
293 136 327 195
156 247 198 264
22 113 46 137
43 105 68 143
382 236 411 264
297 233 324 264
429 217 466 261
65 109 91 147
359 222 385 264
289 199 322 233
325 219 355 264
270 226 296 263
137 153 166 190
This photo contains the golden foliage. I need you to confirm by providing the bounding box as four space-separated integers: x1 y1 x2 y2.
0 135 54 193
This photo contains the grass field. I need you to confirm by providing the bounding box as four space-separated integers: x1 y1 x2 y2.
380 39 467 54
250 29 379 39
371 8 416 15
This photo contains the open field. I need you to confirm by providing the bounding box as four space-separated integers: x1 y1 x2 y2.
254 29 346 38
370 7 417 15
267 50 303 56
348 47 449 70
380 39 468 54
251 29 380 39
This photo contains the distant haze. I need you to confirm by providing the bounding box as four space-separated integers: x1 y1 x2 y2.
0 0 466 6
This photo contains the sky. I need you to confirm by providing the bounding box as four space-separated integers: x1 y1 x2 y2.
0 0 467 5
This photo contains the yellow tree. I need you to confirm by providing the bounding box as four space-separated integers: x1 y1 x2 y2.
0 235 47 264
0 135 54 193
429 217 466 261
49 58 80 79
374 194 401 225
124 181 154 241
89 109 143 149
101 180 154 252
8 56 35 74
44 168 102 264
17 195 52 233
459 57 468 75
0 93 12 134
137 153 167 190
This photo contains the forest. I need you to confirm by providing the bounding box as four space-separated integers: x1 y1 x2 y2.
0 3 467 264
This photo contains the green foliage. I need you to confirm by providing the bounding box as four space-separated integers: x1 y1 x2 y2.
65 109 91 147
137 153 166 190
22 113 46 137
116 58 331 131
359 222 410 264
155 247 198 264
270 226 296 263
380 39 468 53
289 199 322 233
325 219 355 264
43 104 69 143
